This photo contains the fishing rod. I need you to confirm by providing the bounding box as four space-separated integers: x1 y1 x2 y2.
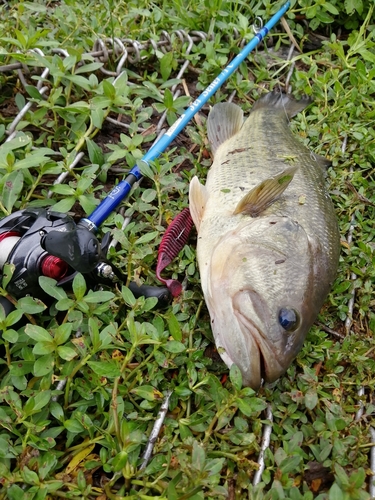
0 1 290 309
86 0 291 229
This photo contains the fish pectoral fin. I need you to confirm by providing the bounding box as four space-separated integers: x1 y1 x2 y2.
189 176 208 231
234 165 298 217
207 102 244 154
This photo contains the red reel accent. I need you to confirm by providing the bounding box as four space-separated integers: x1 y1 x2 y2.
40 255 69 280
0 231 20 242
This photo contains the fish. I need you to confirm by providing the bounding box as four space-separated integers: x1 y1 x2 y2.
189 91 340 389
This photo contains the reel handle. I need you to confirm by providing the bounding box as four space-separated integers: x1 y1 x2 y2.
128 282 170 306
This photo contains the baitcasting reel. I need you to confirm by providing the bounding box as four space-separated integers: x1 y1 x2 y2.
0 207 170 315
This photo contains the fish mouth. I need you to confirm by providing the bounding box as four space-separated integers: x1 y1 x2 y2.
258 348 267 383
235 308 286 387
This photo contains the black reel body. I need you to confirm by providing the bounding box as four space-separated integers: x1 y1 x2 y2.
0 208 77 299
0 208 170 315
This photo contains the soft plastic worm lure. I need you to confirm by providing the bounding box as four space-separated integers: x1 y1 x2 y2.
156 207 194 296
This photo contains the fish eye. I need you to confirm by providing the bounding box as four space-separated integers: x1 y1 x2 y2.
278 308 299 332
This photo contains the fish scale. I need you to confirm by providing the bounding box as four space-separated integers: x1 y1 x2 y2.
189 91 340 389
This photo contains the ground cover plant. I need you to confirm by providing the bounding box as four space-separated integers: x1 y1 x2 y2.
0 0 374 498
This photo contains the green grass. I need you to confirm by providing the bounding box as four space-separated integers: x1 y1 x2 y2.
0 0 375 499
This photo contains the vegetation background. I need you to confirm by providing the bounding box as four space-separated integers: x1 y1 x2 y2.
0 0 374 499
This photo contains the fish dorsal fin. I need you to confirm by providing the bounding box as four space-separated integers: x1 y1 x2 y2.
234 165 298 217
189 176 209 231
251 91 312 119
207 102 244 154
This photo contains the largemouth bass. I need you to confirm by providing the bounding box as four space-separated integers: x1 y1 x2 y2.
189 91 340 389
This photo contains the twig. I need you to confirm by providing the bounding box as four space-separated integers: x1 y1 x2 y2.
355 386 365 422
345 181 375 206
317 322 345 340
280 17 302 53
139 390 172 471
284 45 296 93
253 404 273 485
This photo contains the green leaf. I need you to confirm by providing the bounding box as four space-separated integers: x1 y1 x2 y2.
51 196 76 213
25 324 53 343
50 401 64 421
2 170 23 213
87 360 121 378
55 298 75 311
91 107 105 128
163 340 185 353
236 397 266 417
75 61 103 74
4 309 23 327
229 364 242 391
112 450 128 472
163 88 174 109
49 184 75 195
279 454 301 474
33 354 54 377
143 454 166 475
2 329 19 343
33 341 56 355
334 463 350 487
329 483 344 500
349 467 366 489
160 51 174 80
305 389 318 410
344 0 363 14
54 323 73 345
57 346 78 361
131 385 164 401
33 390 52 411
39 452 58 480
166 471 183 500
13 152 52 170
9 361 34 376
102 79 116 100
17 296 46 314
86 138 104 166
64 419 85 433
323 2 339 15
83 291 115 303
64 76 91 91
174 385 192 397
121 286 136 307
138 160 154 179
192 441 205 472
141 188 157 203
1 263 15 290
25 85 44 100
7 485 27 500
88 317 101 351
135 231 159 245
21 465 40 485
167 313 182 342
39 277 68 300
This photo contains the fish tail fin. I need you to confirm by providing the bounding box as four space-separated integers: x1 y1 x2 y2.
251 91 312 119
